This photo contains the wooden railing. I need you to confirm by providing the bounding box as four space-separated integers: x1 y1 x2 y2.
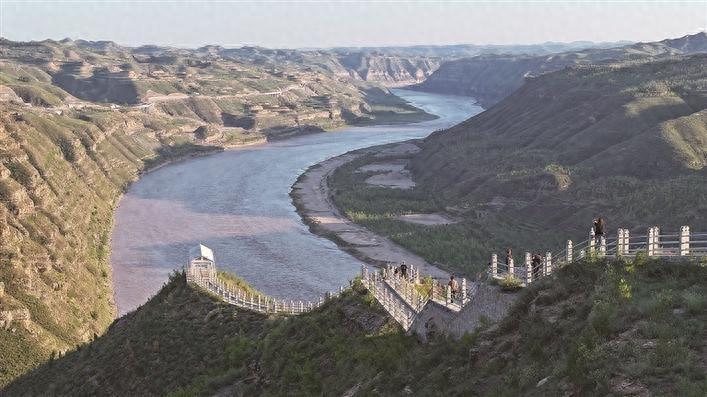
491 225 707 286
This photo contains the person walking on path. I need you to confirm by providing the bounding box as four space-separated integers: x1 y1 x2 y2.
400 262 408 279
448 275 459 303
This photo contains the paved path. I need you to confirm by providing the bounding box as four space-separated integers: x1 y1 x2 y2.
292 142 450 280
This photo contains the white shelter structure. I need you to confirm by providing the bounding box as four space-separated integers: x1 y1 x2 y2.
186 244 216 284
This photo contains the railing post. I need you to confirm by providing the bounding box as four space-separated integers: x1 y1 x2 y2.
525 252 532 284
599 236 606 256
617 229 624 256
491 254 498 278
258 295 262 312
508 257 515 278
461 278 468 306
566 240 573 262
680 226 690 256
589 227 596 254
648 226 659 257
623 229 630 255
545 252 552 275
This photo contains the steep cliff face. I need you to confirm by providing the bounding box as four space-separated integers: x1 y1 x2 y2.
337 52 440 86
413 32 707 107
0 103 163 386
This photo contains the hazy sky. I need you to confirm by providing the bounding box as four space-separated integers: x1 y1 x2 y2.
1 1 706 48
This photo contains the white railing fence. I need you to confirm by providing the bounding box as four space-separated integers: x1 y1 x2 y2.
185 245 475 329
491 225 707 286
187 266 348 316
360 263 473 329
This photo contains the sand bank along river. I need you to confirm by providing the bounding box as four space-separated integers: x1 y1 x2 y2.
110 89 483 315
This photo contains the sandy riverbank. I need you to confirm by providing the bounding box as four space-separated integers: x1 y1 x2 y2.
290 142 450 280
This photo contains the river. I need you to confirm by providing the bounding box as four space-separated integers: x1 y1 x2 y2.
110 89 483 315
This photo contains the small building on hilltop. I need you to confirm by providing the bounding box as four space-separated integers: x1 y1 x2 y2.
186 244 216 284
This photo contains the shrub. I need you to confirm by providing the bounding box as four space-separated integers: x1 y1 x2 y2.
682 290 706 315
498 275 523 292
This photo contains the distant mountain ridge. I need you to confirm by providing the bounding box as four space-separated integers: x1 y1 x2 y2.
327 40 632 57
411 32 707 107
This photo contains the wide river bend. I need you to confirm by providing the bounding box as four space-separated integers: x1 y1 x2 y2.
110 89 483 315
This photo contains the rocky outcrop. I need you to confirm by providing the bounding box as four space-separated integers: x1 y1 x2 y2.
0 308 31 330
0 85 23 103
337 52 440 86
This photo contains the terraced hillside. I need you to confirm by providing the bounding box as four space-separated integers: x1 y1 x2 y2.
0 39 435 141
410 55 707 261
413 32 707 107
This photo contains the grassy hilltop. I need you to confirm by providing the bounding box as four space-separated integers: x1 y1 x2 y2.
4 257 706 396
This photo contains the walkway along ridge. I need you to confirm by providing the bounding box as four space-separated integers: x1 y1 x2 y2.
184 244 475 334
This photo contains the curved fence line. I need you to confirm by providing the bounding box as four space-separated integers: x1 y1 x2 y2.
184 245 474 330
186 266 347 315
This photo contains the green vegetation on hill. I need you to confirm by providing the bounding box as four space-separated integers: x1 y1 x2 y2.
6 258 705 396
329 53 707 279
329 148 490 276
408 55 707 264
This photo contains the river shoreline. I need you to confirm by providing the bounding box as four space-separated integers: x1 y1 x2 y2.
109 89 481 315
290 141 451 280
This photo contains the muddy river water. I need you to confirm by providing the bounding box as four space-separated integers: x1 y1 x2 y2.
110 89 483 315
